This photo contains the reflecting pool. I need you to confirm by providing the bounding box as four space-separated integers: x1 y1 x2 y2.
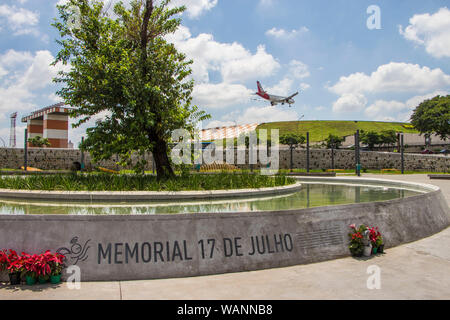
0 183 422 215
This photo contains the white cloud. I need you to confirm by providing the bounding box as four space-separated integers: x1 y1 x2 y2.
207 105 298 128
0 50 69 123
332 93 367 113
236 106 298 124
167 26 280 83
299 83 310 91
171 0 218 19
329 62 450 117
289 60 310 79
364 90 449 121
193 83 253 109
0 4 39 36
205 104 299 129
265 27 309 39
329 62 450 95
221 45 280 83
399 7 450 58
265 78 294 96
365 100 407 118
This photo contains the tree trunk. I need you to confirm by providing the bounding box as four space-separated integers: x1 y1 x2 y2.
153 138 175 180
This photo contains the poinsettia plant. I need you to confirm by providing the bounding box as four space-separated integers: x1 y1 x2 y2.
1 249 66 279
45 251 66 276
367 226 383 248
348 224 367 256
20 252 40 278
8 254 25 275
0 250 7 272
1 249 20 274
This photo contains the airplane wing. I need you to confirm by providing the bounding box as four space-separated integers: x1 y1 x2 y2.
286 92 299 100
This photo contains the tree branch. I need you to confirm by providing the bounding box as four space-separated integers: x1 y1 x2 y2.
140 0 153 52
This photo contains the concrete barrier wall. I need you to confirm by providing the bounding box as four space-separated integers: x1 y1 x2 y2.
0 147 449 172
0 178 448 281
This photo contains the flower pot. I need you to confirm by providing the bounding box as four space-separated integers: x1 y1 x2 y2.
378 244 384 254
8 272 21 285
25 275 36 286
50 274 61 284
38 276 48 284
363 245 372 257
372 246 378 254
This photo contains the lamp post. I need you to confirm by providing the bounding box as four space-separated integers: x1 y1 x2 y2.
355 129 361 177
306 132 310 173
24 128 28 171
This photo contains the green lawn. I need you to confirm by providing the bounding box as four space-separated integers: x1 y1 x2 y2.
257 120 419 142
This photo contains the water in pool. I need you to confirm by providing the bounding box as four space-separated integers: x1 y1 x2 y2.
0 183 421 215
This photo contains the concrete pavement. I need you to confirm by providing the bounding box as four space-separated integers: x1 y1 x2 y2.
0 174 449 300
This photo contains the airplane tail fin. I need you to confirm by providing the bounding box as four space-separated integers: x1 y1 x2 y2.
257 81 265 94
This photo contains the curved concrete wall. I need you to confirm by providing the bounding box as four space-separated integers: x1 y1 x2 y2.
0 182 302 202
0 178 448 281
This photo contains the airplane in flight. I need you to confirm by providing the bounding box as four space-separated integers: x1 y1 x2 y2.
254 81 299 107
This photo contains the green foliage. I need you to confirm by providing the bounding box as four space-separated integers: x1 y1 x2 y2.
280 133 305 149
360 130 381 150
52 0 210 178
0 173 295 192
379 130 397 147
325 134 345 149
410 95 450 140
27 136 51 148
360 129 399 150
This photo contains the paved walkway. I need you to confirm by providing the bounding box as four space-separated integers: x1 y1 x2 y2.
0 174 449 300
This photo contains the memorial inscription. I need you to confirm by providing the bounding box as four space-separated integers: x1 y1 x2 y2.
95 233 294 265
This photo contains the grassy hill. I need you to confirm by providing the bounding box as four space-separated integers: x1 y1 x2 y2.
257 121 419 142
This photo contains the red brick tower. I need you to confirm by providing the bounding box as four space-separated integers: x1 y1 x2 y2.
21 103 70 148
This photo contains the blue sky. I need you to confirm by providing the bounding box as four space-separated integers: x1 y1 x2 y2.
0 0 449 147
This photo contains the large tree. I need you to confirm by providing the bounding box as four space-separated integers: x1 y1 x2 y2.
410 95 450 141
52 0 209 179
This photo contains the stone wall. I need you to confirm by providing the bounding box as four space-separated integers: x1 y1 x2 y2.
0 147 448 172
0 148 154 171
280 149 449 172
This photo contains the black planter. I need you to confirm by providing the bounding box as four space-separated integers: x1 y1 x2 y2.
378 244 384 254
8 272 21 285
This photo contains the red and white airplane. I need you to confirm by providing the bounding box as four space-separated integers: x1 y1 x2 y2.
255 81 299 107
